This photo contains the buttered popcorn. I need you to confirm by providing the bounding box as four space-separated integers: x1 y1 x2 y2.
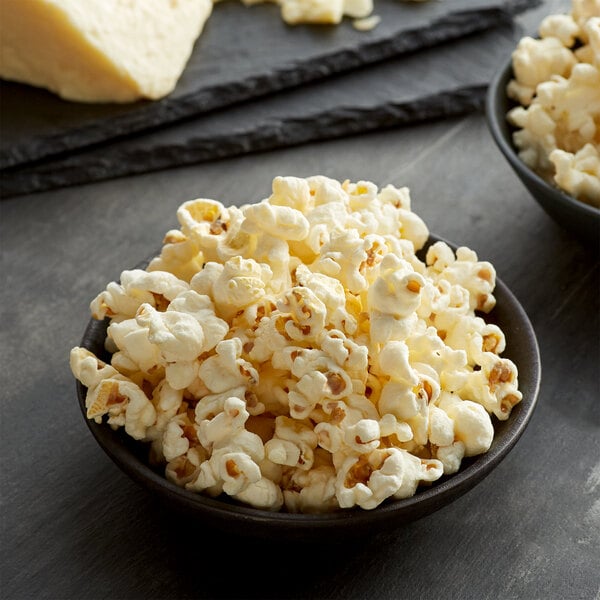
71 175 522 512
506 0 600 207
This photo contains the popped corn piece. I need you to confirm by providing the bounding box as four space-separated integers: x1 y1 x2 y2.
550 144 600 207
211 256 273 321
572 0 600 29
294 265 358 334
283 462 338 513
369 311 419 346
336 448 443 509
91 269 189 321
218 451 263 496
435 441 466 475
378 381 421 421
165 446 207 487
71 347 157 439
162 412 197 461
428 404 455 447
376 340 419 386
91 378 156 440
273 413 315 440
145 380 184 444
107 318 162 375
269 176 312 213
70 347 123 390
189 262 223 299
459 354 522 421
167 291 229 352
432 311 505 367
198 338 259 393
242 200 310 241
314 421 345 453
176 198 235 261
265 438 301 466
276 286 327 343
198 396 249 449
163 360 199 391
318 329 368 377
244 233 291 294
194 386 246 421
136 303 204 362
539 13 581 46
187 426 265 495
379 413 413 444
508 37 577 106
147 230 204 283
368 254 424 318
234 477 284 511
438 392 494 456
426 243 496 313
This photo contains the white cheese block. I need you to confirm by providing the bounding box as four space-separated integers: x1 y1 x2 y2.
0 0 213 103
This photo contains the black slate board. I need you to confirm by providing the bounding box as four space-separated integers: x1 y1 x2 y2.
0 23 524 198
0 0 539 170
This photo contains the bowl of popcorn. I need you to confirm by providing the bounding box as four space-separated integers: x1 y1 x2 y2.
485 0 600 248
72 175 540 540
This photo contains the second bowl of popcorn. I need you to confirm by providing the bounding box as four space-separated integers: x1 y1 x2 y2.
486 0 600 248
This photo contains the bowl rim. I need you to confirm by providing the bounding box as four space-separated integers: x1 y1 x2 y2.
485 53 600 220
76 235 541 530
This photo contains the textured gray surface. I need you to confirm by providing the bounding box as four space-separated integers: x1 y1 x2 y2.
1 23 523 198
1 112 599 600
0 0 540 169
2 1 598 597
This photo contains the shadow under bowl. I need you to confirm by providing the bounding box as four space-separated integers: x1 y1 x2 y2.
76 236 541 542
485 55 599 250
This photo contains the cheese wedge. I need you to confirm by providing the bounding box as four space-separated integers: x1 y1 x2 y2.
0 0 213 103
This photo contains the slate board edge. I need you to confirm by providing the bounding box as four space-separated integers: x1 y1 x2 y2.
0 84 487 198
0 1 539 170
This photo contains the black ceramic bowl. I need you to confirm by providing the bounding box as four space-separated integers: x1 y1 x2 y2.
76 237 541 541
486 55 600 249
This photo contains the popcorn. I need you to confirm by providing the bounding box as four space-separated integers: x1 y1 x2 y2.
89 270 189 324
197 338 259 393
71 175 522 512
550 143 600 201
507 1 600 207
438 392 494 456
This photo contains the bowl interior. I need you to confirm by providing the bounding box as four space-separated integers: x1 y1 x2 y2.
485 55 599 249
76 236 541 540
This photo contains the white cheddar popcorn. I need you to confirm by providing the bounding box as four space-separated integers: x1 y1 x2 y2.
438 392 494 456
198 338 259 393
136 304 205 363
507 1 600 207
91 269 189 321
147 230 204 283
550 143 600 204
72 175 522 513
234 477 284 511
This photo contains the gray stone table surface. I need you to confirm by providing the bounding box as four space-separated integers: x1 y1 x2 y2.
1 110 599 599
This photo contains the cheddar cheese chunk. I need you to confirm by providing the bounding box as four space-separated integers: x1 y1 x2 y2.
0 0 212 103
